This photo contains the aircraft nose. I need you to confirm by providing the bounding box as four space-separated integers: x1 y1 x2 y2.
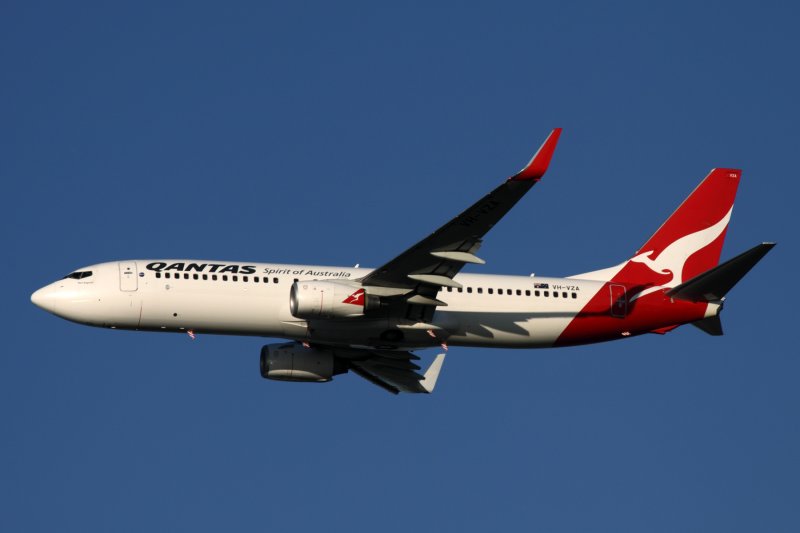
31 286 59 314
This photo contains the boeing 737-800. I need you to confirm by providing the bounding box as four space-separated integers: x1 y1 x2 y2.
31 129 774 394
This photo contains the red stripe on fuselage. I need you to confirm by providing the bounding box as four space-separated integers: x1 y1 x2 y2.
556 168 739 346
555 284 708 346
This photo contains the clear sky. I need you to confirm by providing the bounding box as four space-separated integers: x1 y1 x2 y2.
2 2 798 532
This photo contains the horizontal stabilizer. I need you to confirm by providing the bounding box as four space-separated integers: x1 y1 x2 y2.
692 315 724 336
667 242 776 302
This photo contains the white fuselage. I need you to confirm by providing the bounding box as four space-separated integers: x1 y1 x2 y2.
32 260 604 349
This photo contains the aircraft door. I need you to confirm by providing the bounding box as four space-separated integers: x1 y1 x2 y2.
119 262 138 291
609 284 627 318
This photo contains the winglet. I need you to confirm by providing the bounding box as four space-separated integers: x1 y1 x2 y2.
510 128 563 181
420 353 446 393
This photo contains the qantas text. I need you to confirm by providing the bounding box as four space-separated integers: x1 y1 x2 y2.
146 262 352 278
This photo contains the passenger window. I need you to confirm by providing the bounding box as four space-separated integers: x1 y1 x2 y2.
534 290 540 297
156 272 162 279
446 287 452 292
516 289 522 296
467 287 472 294
212 275 218 281
525 290 530 296
544 291 549 297
554 292 559 298
458 287 463 293
233 276 238 282
182 273 188 279
571 292 577 299
202 274 208 280
223 275 228 281
488 288 493 294
165 273 171 279
193 274 199 280
254 276 260 283
477 288 483 294
562 292 568 298
274 277 279 283
243 276 249 282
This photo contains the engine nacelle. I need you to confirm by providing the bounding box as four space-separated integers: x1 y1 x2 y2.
260 342 337 382
290 280 369 319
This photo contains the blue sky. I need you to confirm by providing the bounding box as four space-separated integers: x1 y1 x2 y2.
2 2 798 531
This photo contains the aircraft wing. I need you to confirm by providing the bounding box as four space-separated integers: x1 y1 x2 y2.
348 351 446 394
359 128 561 319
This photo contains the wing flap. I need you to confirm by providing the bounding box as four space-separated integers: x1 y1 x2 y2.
349 366 401 395
349 352 446 394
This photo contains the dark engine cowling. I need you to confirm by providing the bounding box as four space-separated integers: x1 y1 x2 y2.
260 342 341 382
290 280 374 319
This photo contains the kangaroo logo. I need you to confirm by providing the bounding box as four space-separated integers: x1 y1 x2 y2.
629 206 733 301
342 289 365 306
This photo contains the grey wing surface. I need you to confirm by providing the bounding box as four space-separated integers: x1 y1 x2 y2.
359 128 562 322
348 350 447 394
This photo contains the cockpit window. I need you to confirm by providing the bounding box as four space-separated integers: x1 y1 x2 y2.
63 271 93 280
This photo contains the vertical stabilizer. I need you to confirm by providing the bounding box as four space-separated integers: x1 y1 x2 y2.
631 168 741 285
571 168 741 288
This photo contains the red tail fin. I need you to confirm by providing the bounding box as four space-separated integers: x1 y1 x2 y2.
619 168 741 296
558 168 744 346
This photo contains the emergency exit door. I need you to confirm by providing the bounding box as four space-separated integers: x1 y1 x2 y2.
119 262 138 291
609 284 627 318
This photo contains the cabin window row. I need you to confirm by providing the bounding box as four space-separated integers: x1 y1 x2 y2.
154 272 281 284
445 286 577 299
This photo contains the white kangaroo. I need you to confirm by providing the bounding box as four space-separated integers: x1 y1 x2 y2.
629 207 733 301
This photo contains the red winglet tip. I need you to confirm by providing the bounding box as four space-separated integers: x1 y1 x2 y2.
511 128 563 181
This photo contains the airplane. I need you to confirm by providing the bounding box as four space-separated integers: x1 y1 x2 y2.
31 129 775 394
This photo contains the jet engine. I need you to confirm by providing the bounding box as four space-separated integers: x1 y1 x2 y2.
260 342 345 382
290 280 376 319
